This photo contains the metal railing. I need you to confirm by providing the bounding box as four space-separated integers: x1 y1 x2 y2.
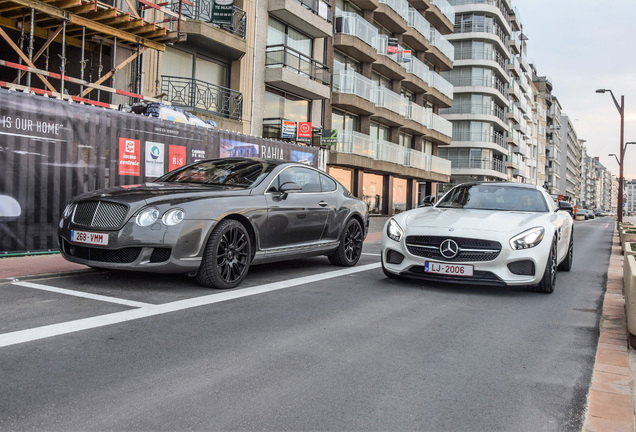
334 12 378 48
452 131 507 149
404 56 430 85
379 0 409 19
161 76 243 120
429 28 454 61
447 0 510 23
453 47 507 70
442 156 507 174
265 45 330 85
375 35 405 67
336 130 375 158
432 113 452 137
408 8 430 41
296 0 333 22
429 71 453 99
431 154 452 175
332 70 374 102
440 102 506 122
373 86 408 116
431 0 455 23
453 21 508 45
405 101 432 127
172 1 247 38
445 75 506 95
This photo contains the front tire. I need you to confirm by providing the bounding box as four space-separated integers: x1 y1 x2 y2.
532 238 557 294
557 230 573 271
328 218 363 267
197 219 251 289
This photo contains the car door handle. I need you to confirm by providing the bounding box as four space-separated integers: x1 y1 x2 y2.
319 201 328 207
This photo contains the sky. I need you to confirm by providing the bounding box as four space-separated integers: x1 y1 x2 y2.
511 0 636 180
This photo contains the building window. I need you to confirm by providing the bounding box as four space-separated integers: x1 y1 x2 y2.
393 177 407 214
328 166 354 193
267 17 313 58
363 172 384 214
332 110 359 132
263 87 310 139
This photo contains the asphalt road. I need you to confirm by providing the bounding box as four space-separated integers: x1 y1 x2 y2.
0 217 614 431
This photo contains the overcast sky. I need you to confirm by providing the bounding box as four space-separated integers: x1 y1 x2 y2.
511 0 636 180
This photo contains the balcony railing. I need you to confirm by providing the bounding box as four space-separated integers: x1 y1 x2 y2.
404 56 430 85
332 69 374 102
452 131 507 149
429 71 453 99
405 101 432 127
431 0 455 23
431 113 452 137
379 0 409 19
373 86 408 116
431 154 452 175
375 35 406 67
171 1 247 38
443 156 507 174
266 44 330 85
376 139 408 165
429 28 454 61
296 0 333 22
440 103 506 122
447 0 510 23
408 8 430 42
334 12 378 48
161 76 243 120
453 47 507 70
336 130 375 158
445 75 506 95
453 22 508 46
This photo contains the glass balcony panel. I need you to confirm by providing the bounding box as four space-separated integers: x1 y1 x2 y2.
431 154 452 175
337 130 376 158
335 12 378 48
379 0 409 19
405 102 432 127
430 0 455 23
407 149 430 170
373 86 408 116
404 56 430 85
407 8 430 42
429 71 453 99
429 28 454 61
332 70 374 102
432 113 452 137
375 139 407 165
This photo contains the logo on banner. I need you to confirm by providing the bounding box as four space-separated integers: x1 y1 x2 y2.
169 145 187 172
297 122 312 143
321 129 338 145
145 142 165 178
401 50 412 62
191 148 206 162
119 138 140 176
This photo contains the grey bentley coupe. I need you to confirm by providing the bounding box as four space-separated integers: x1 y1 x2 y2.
58 158 369 289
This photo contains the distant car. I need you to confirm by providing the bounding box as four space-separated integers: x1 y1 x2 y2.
381 182 574 293
59 158 369 289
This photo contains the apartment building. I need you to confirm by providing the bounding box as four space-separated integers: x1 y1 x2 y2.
544 95 563 197
559 115 581 203
626 179 636 215
438 0 521 189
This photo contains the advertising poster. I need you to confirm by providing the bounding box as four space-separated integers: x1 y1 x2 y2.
169 145 187 172
220 139 259 158
145 142 165 178
119 138 141 176
401 50 412 62
321 129 337 145
387 38 399 54
297 121 312 143
191 148 207 162
290 149 315 166
281 120 296 139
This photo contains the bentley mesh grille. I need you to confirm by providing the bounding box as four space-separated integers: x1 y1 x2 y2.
72 201 129 229
405 235 502 262
62 239 140 263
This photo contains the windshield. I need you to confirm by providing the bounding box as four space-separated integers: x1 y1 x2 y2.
155 159 274 188
436 184 549 212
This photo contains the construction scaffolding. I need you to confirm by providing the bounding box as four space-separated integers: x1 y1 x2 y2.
0 0 185 108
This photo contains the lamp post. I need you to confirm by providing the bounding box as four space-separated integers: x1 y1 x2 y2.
596 89 624 222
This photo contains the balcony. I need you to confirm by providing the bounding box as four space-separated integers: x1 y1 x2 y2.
269 0 333 38
334 13 378 63
373 35 407 80
424 71 453 107
332 70 376 115
265 45 331 100
448 75 506 105
402 101 432 135
350 0 380 10
175 2 247 60
425 28 454 70
443 155 507 177
426 0 454 34
161 76 242 120
372 87 407 126
403 56 430 93
403 8 431 51
376 0 409 34
452 131 508 153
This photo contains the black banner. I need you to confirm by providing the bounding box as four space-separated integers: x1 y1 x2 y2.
0 89 319 255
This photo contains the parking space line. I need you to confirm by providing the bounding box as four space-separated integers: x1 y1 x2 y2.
0 263 381 348
12 281 152 308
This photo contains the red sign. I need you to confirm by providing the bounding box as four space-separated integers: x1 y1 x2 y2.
118 138 140 176
169 145 187 172
298 122 312 139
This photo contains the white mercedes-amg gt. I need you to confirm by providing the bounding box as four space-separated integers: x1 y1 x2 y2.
381 182 574 293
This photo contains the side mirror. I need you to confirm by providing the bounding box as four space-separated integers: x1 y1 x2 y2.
420 195 436 207
558 201 574 217
279 181 302 198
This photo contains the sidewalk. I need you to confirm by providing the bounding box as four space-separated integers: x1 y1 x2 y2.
0 216 634 431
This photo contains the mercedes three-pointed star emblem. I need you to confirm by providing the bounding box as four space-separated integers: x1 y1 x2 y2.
439 239 459 259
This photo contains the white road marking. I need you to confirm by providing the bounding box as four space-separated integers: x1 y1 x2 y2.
12 281 152 308
0 263 381 348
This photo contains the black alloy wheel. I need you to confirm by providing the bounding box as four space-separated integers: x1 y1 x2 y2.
532 237 557 294
197 219 251 289
328 219 363 267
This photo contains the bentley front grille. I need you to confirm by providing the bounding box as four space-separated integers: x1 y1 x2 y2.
72 201 129 229
405 235 502 262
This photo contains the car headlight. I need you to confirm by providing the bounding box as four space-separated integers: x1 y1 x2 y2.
509 227 545 250
62 203 75 219
162 208 185 226
135 207 160 227
386 218 404 242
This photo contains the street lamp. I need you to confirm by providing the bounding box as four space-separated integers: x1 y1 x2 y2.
609 153 620 166
596 89 625 222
